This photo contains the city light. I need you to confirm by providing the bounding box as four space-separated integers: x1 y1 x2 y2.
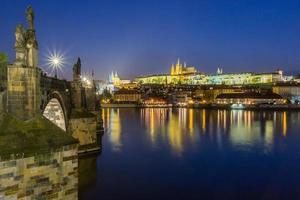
52 57 60 65
80 74 93 87
45 49 67 78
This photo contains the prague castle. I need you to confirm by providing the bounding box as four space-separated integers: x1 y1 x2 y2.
170 58 197 75
135 58 293 86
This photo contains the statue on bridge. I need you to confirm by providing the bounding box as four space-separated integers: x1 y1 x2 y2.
26 6 34 30
25 6 38 67
14 24 27 66
13 6 38 67
15 24 25 48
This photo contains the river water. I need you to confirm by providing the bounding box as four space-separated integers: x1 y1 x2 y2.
79 108 300 200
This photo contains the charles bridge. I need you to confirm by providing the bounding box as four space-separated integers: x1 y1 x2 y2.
0 6 101 152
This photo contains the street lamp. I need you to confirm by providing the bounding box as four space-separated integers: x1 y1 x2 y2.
45 50 66 78
51 57 61 78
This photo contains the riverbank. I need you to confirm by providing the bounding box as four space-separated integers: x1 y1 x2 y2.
191 103 300 111
101 103 174 108
101 103 138 108
101 103 300 111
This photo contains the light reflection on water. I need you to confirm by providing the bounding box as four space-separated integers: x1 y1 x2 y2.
103 108 293 156
104 109 122 152
1 111 298 199
80 108 300 200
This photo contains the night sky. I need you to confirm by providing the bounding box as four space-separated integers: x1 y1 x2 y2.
1 0 300 80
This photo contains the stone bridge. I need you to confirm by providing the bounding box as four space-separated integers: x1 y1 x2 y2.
40 75 72 131
6 56 95 133
3 6 100 152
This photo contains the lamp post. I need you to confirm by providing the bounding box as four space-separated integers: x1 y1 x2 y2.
45 50 66 78
52 57 60 78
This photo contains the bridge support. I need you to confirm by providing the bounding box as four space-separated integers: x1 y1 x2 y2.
7 67 41 120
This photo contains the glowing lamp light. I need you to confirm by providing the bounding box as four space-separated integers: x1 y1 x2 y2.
52 57 60 66
45 50 67 78
188 100 194 104
81 74 93 87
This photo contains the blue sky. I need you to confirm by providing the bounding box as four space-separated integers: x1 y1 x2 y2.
1 0 300 79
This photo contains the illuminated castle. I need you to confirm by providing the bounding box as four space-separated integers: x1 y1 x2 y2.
136 58 293 85
108 71 121 85
170 58 197 75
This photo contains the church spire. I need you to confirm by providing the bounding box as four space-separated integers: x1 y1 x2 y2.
171 64 175 75
177 57 180 65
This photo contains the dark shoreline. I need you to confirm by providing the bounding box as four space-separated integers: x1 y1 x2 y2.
101 103 300 111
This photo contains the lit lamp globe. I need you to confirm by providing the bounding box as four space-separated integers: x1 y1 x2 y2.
51 57 61 78
52 57 60 66
45 51 66 78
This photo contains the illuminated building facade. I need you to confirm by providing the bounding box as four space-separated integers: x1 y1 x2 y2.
195 86 246 102
136 73 207 85
113 89 141 103
136 59 292 86
294 75 300 83
172 91 193 106
96 71 134 95
108 71 131 86
142 98 168 106
109 71 121 85
136 71 288 86
272 83 300 103
216 92 285 105
170 58 197 75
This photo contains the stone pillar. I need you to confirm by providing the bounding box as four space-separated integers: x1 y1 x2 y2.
7 66 41 120
71 58 83 109
6 6 41 120
84 86 96 111
71 81 83 109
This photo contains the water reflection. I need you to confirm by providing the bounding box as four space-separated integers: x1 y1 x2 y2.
0 109 297 199
102 108 122 151
283 111 287 136
103 108 296 156
79 108 300 200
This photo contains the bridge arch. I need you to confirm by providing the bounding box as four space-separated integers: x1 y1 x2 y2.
42 91 69 131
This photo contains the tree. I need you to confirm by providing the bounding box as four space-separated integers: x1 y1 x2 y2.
0 53 8 64
0 53 8 90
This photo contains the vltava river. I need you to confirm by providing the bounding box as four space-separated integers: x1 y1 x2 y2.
80 108 300 200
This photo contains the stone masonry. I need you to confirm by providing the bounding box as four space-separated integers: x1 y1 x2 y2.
0 144 78 200
7 67 41 120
